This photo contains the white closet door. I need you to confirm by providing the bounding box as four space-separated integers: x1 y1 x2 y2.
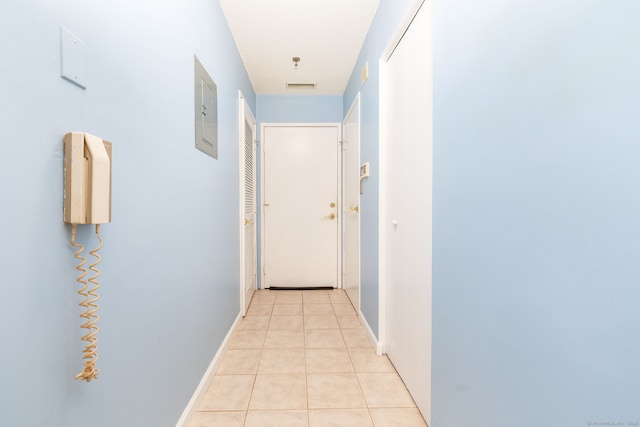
383 0 432 424
240 93 257 315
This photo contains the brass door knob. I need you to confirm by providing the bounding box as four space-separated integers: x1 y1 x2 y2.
324 213 336 220
349 206 359 212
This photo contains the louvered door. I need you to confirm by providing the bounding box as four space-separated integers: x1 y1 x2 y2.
240 94 257 315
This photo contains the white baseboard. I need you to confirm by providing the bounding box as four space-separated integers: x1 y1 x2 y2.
358 310 383 356
175 312 243 427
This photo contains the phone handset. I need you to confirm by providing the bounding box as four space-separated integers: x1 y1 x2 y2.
63 132 112 382
64 132 111 225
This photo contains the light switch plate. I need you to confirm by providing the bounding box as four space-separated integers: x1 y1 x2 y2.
60 27 86 89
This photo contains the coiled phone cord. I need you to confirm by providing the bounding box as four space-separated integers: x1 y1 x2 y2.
70 224 102 382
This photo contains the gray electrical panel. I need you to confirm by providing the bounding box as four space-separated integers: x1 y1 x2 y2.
194 55 218 159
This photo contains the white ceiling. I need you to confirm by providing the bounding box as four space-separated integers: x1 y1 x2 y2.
219 0 381 95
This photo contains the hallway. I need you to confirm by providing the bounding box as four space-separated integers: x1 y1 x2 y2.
187 289 428 426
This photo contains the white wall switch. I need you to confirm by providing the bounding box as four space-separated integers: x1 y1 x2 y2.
60 27 86 89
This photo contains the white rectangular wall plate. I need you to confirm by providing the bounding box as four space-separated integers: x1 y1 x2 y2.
60 27 86 89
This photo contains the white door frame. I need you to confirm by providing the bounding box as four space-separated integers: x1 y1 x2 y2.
260 123 342 289
239 91 257 316
343 94 361 309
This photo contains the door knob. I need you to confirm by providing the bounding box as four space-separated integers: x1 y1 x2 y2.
244 219 254 225
349 206 359 212
324 213 336 220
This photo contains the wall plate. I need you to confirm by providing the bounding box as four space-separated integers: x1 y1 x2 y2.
60 27 86 89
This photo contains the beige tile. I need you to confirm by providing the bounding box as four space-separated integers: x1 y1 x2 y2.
307 373 366 409
341 329 373 348
347 348 395 373
217 349 262 375
238 316 270 331
329 291 351 304
252 292 276 305
198 375 255 410
228 330 267 349
332 303 356 316
369 408 428 427
273 304 303 316
305 329 345 348
249 374 307 410
309 409 373 427
337 314 361 329
303 292 331 304
357 373 416 408
275 292 303 304
306 348 354 373
247 303 274 317
303 304 334 315
264 330 305 348
269 315 303 330
304 314 339 330
245 410 308 427
187 411 246 427
258 349 306 374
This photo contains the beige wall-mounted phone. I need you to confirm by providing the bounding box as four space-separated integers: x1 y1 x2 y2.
64 132 112 224
63 132 112 382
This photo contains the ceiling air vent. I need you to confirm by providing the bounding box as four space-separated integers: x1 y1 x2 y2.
286 83 317 89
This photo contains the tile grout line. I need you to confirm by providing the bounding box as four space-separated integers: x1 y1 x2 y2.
243 319 264 426
334 294 379 426
302 298 310 427
246 292 271 426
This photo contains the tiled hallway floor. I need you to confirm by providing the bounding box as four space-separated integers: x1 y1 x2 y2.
187 289 428 427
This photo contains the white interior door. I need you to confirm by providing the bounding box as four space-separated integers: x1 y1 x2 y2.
262 124 339 288
239 93 257 315
382 0 432 424
343 96 361 310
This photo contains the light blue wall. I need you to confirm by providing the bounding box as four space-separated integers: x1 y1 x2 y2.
343 0 415 337
0 1 254 426
257 95 343 125
346 0 640 425
432 0 640 425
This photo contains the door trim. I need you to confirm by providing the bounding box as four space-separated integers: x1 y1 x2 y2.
260 123 342 289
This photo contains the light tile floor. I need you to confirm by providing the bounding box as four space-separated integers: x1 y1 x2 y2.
188 289 428 427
